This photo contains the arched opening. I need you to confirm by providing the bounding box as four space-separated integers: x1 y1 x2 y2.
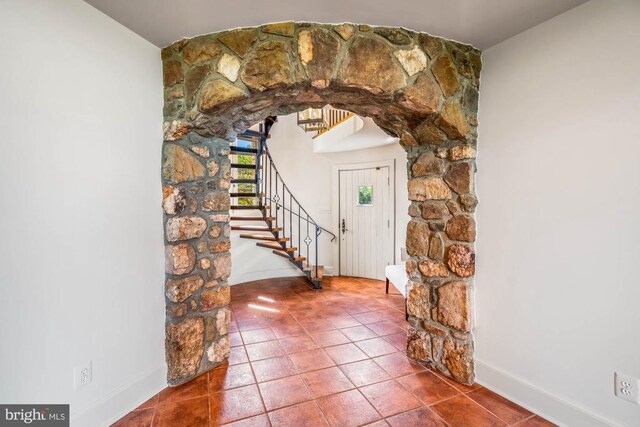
161 22 480 387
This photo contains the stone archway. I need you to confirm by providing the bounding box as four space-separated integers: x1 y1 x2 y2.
161 22 480 386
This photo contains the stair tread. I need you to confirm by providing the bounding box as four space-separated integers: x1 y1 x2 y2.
230 205 270 210
257 242 297 251
273 250 305 262
239 233 289 242
231 225 282 232
231 179 258 184
231 163 257 169
229 146 258 154
239 129 264 138
230 216 275 221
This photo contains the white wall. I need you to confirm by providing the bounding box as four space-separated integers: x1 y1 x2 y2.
0 1 165 426
476 1 640 426
229 113 409 284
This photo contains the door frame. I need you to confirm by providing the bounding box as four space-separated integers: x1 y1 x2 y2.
332 159 396 278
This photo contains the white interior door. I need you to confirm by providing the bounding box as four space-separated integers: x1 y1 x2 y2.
339 166 393 280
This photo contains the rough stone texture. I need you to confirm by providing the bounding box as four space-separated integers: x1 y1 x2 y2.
401 74 440 114
262 22 295 37
429 234 444 261
165 243 196 275
418 260 449 278
338 36 406 94
166 216 207 242
207 336 230 364
444 162 473 194
163 145 206 184
163 186 187 215
166 275 204 303
408 177 451 201
200 285 230 311
438 281 470 332
406 220 430 257
217 53 241 82
406 281 429 320
203 191 230 211
431 54 460 97
298 28 340 89
411 152 444 177
446 215 476 242
166 317 204 382
443 336 474 385
241 41 293 91
218 29 256 57
446 244 475 277
183 38 222 65
394 46 427 76
374 28 411 45
334 24 355 40
163 61 183 87
436 100 469 139
162 23 480 388
448 144 476 160
421 202 449 220
197 79 248 113
212 254 232 279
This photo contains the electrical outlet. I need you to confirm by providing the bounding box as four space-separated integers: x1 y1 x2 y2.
614 372 640 404
74 361 92 390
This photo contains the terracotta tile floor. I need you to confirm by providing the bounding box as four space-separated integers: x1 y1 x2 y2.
112 276 556 427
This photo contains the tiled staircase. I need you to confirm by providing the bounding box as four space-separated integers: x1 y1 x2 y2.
230 117 335 289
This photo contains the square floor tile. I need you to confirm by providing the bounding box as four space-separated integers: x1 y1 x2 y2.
154 396 209 427
257 375 312 411
386 406 447 427
302 366 355 398
229 345 249 365
373 352 425 378
355 338 398 358
210 384 265 425
338 359 391 387
268 401 329 427
366 321 405 337
158 373 208 403
222 413 271 426
279 334 319 354
396 371 460 405
352 311 386 324
340 325 378 342
209 363 255 392
245 341 286 361
359 379 422 417
310 330 351 348
467 387 533 424
289 348 335 373
327 315 361 328
111 408 154 427
430 395 506 427
324 343 369 365
317 389 381 427
229 331 244 347
241 328 276 344
251 355 298 383
513 415 558 426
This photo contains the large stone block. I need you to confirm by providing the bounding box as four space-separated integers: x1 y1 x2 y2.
212 254 232 279
166 317 204 383
408 178 451 201
203 191 230 212
163 61 183 87
445 215 476 242
165 243 196 275
166 216 207 242
338 36 406 94
446 244 475 277
443 336 474 385
401 74 440 114
436 100 469 139
218 29 256 58
165 275 204 303
437 281 470 331
197 79 248 113
183 38 222 65
411 152 444 177
406 220 430 256
431 54 460 97
418 260 448 278
407 281 430 320
444 162 473 194
200 285 230 311
298 28 340 89
394 46 427 76
241 40 293 91
407 326 432 362
162 145 206 184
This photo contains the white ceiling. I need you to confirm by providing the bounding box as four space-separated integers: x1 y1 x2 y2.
84 0 588 49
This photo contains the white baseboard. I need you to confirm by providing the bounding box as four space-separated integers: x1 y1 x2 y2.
71 364 166 427
475 360 621 427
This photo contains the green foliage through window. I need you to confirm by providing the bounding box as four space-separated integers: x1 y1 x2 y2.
358 185 373 206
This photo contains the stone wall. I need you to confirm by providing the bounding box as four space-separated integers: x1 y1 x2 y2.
161 22 481 386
